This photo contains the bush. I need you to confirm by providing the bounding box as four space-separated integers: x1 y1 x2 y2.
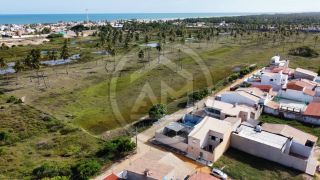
188 88 211 102
240 67 250 76
289 46 319 57
47 33 64 39
148 104 167 119
71 160 101 180
96 137 136 159
6 96 18 103
32 164 71 179
0 131 9 141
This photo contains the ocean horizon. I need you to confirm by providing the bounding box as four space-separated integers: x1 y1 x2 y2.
0 13 260 25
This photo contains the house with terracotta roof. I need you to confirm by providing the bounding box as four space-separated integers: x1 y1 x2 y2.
294 68 318 81
278 79 319 103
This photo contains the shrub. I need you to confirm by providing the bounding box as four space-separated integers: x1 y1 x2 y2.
240 67 250 76
289 46 319 57
71 160 101 180
96 137 136 159
0 131 9 141
148 104 167 119
188 88 211 102
32 164 71 179
6 96 18 103
47 33 64 39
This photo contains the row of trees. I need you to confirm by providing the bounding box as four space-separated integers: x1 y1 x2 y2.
0 39 70 87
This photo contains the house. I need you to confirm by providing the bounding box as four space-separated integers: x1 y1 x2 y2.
187 172 219 180
260 71 288 91
294 68 318 81
187 116 241 163
204 98 261 121
270 55 289 68
231 124 318 175
303 102 320 124
104 173 119 180
118 151 195 180
278 79 319 103
220 87 270 107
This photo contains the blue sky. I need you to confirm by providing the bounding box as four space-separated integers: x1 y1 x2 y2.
0 0 320 14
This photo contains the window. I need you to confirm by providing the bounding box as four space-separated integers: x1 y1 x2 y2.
211 136 217 141
270 79 274 82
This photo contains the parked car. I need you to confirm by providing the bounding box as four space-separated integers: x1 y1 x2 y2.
211 168 228 180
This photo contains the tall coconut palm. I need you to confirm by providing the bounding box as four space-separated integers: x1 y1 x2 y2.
0 57 7 82
60 39 70 74
13 60 24 85
138 49 145 69
314 36 319 48
30 49 41 85
156 43 162 64
110 48 117 72
23 54 33 82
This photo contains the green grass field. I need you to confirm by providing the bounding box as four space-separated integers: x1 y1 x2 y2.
0 94 102 179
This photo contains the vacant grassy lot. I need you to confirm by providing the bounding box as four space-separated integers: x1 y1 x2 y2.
213 148 305 180
2 34 320 136
0 94 102 179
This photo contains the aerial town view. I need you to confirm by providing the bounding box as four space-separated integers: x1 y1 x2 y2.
1 0 320 180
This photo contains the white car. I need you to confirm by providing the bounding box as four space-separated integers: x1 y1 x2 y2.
211 168 228 180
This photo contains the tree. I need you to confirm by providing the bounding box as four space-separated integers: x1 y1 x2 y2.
30 49 42 86
71 160 101 180
314 36 319 48
23 54 33 82
61 40 70 74
149 104 167 120
0 57 8 82
138 49 145 69
13 60 24 85
156 43 162 64
110 48 117 71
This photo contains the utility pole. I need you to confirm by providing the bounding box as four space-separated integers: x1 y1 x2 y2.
85 8 89 24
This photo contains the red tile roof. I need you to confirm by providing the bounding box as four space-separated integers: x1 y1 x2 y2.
252 84 273 92
104 173 119 180
304 102 320 117
286 82 304 91
188 172 219 180
304 88 316 96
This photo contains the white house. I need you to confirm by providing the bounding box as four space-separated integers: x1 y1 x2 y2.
278 80 318 103
204 98 261 121
260 71 288 91
231 123 318 175
220 87 270 107
294 68 318 81
270 55 289 68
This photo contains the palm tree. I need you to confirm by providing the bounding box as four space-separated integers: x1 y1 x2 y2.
60 40 70 74
30 49 41 85
156 43 162 64
23 54 33 82
138 49 145 69
13 60 24 85
314 36 319 48
0 57 7 82
110 48 117 72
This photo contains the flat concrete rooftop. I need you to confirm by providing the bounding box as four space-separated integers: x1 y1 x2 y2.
236 125 289 149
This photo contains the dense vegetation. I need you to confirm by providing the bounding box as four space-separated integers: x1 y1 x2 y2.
289 46 319 57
